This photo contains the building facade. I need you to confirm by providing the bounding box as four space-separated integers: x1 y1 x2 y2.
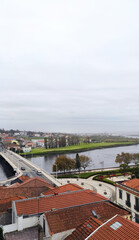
115 178 139 223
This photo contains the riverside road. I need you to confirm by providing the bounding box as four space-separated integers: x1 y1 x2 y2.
0 149 61 186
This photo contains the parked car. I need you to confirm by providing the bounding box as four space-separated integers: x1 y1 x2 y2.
21 166 25 171
36 170 42 176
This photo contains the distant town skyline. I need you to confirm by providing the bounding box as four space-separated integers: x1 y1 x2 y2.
1 1 139 134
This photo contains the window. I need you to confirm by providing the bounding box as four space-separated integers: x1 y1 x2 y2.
134 197 139 212
119 189 122 199
126 193 131 208
110 221 122 230
135 214 139 224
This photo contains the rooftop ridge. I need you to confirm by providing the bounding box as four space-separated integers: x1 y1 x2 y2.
85 214 118 240
45 199 109 215
116 182 139 194
13 188 91 204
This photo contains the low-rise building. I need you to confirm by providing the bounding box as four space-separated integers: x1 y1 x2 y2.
8 188 130 239
85 214 139 240
115 178 139 223
66 214 139 240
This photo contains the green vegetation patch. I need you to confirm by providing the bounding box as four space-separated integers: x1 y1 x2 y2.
21 141 136 156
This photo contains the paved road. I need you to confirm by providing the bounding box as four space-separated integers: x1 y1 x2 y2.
0 149 61 187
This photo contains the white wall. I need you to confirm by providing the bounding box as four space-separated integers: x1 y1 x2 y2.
23 216 38 229
3 223 17 234
3 216 39 234
39 214 44 229
116 186 138 222
52 229 75 240
18 215 23 231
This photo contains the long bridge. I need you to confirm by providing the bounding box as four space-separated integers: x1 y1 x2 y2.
0 149 61 187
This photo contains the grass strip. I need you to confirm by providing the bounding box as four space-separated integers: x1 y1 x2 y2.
21 141 136 156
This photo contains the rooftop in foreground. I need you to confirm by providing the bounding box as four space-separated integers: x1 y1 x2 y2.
45 201 129 235
14 189 107 216
42 183 83 195
122 178 139 191
86 214 139 240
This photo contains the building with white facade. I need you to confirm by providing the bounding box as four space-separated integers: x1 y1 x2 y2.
115 178 139 223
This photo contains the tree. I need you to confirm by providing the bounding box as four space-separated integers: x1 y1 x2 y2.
59 136 66 147
80 155 90 172
132 153 139 166
120 163 129 176
132 166 139 179
75 153 81 173
115 152 132 165
52 155 75 173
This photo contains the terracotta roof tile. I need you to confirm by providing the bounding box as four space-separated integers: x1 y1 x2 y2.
65 216 101 240
89 201 130 223
7 183 20 188
0 196 25 213
19 175 30 183
87 215 139 240
43 183 83 195
18 177 53 189
15 189 107 216
0 177 53 212
45 201 129 235
122 178 139 191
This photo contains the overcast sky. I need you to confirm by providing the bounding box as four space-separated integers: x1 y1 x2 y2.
0 0 139 134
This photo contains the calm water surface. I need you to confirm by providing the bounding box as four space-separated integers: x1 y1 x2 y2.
28 144 139 173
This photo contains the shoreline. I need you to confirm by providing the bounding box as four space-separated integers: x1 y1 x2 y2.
21 142 138 158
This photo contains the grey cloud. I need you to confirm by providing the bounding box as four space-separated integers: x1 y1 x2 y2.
0 0 139 133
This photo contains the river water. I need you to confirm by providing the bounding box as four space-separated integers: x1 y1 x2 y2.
0 144 139 180
27 144 139 173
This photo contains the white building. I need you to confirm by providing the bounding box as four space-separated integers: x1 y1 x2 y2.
115 178 139 223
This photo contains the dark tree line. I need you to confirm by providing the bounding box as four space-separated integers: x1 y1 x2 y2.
115 152 139 166
52 154 90 173
45 135 80 149
115 152 139 178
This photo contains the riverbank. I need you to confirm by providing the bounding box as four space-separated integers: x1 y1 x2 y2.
21 141 137 157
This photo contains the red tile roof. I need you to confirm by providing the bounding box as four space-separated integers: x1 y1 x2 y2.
0 196 25 213
87 215 139 240
44 201 129 235
122 178 139 191
116 178 139 196
89 201 130 223
0 177 53 212
15 190 107 216
65 216 101 240
42 183 83 195
19 175 30 183
17 177 53 189
7 183 20 188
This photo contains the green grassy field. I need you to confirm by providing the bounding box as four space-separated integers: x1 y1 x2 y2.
21 141 136 156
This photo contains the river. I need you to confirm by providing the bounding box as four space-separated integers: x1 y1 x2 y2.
27 144 139 173
0 144 139 180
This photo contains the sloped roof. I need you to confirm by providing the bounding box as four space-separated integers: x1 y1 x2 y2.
0 177 53 213
19 175 30 183
86 215 139 240
42 183 83 195
17 177 53 189
15 189 107 216
89 201 129 222
122 178 139 191
45 201 129 235
65 216 101 240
